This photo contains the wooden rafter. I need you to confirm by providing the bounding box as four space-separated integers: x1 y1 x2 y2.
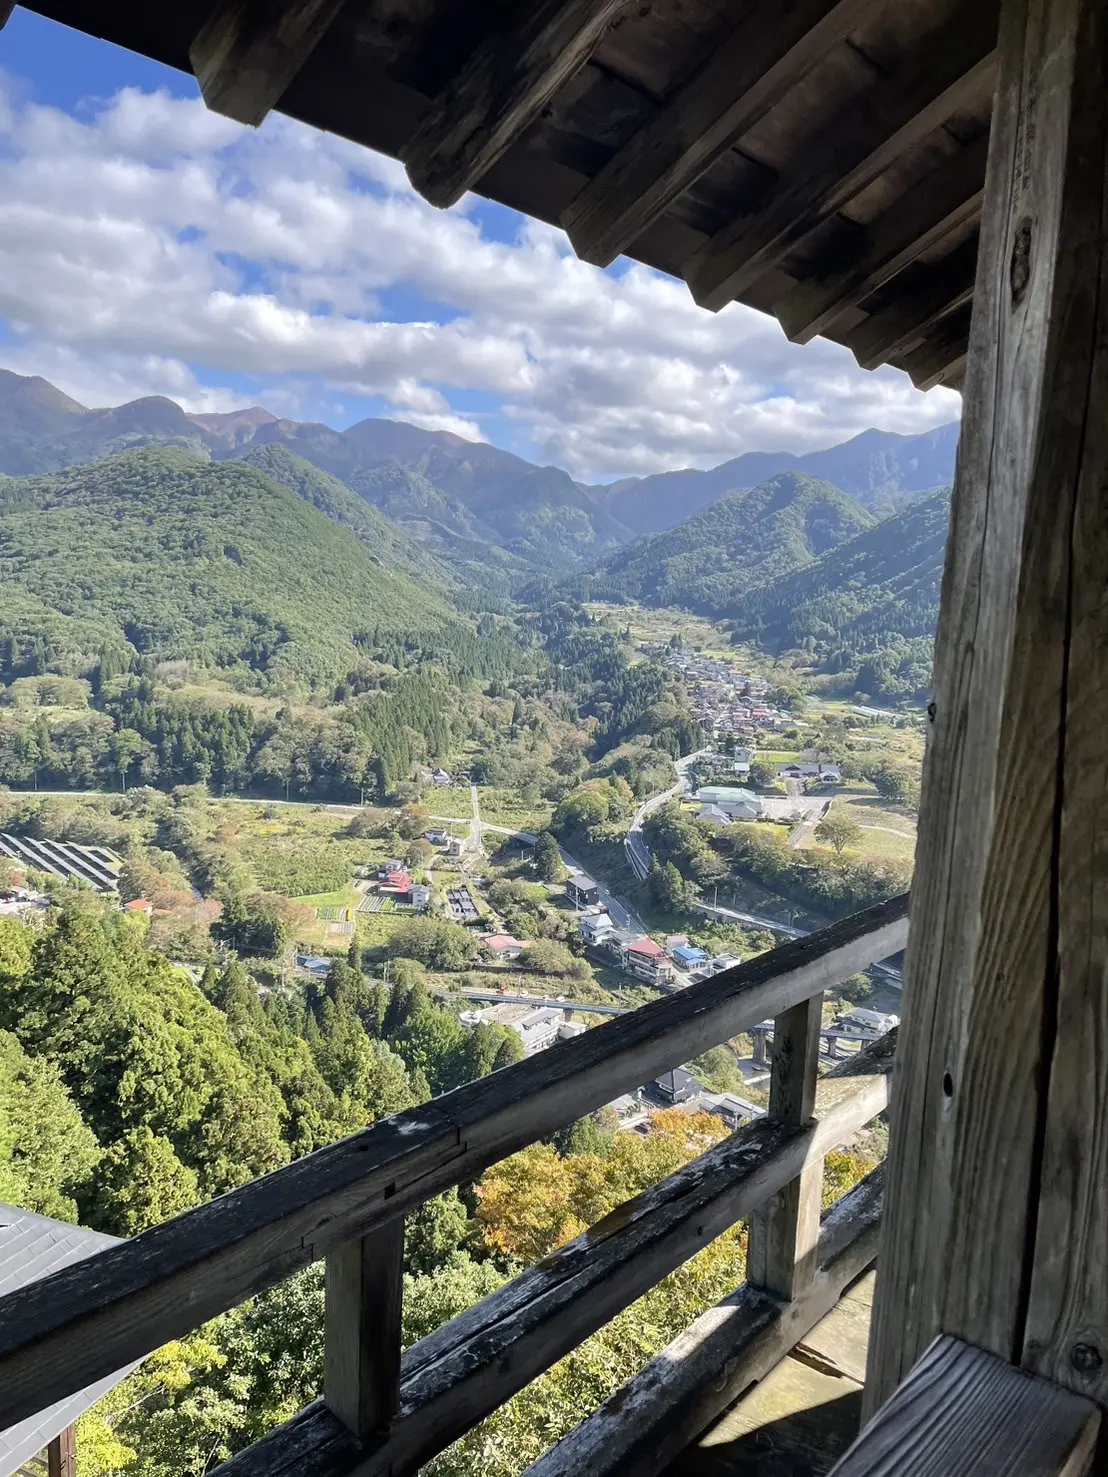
684 6 997 311
561 0 881 268
190 0 348 127
402 0 634 209
850 236 979 370
776 132 988 345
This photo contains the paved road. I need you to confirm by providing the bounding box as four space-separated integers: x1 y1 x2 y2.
692 900 903 985
626 749 710 882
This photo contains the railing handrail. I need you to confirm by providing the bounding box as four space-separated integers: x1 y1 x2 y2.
0 893 908 1431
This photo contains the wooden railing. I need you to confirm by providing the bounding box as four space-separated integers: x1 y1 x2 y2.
0 893 909 1477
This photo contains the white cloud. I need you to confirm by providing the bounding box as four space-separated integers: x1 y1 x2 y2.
0 73 960 479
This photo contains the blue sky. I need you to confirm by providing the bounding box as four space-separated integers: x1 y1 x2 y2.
0 9 960 480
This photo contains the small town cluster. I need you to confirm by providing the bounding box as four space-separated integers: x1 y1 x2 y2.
651 644 796 744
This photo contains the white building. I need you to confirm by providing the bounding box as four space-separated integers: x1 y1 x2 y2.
579 910 614 944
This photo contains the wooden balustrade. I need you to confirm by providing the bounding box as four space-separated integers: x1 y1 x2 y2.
0 894 908 1475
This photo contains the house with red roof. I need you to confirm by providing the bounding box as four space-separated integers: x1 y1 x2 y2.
481 934 525 961
624 936 674 987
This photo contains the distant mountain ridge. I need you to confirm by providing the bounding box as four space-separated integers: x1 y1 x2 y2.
571 472 877 614
596 423 960 534
0 370 958 577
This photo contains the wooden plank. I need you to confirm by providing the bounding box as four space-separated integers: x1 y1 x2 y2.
561 0 880 268
324 1220 404 1438
865 0 1108 1416
895 306 972 391
402 0 632 209
522 1168 885 1477
46 1427 76 1477
850 237 979 369
775 133 987 344
747 994 824 1299
833 1337 1099 1476
685 7 997 310
189 0 347 127
1018 0 1108 1403
0 894 907 1430
213 1041 896 1477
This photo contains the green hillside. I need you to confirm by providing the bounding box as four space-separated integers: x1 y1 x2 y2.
574 472 875 613
730 487 951 701
0 448 453 684
240 444 454 590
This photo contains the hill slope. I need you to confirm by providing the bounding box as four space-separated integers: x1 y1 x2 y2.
729 487 952 701
574 472 876 614
598 422 959 534
0 448 453 684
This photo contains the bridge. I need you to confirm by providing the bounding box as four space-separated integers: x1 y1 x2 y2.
448 990 627 1017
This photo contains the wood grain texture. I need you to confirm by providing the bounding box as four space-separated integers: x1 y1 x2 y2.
851 236 979 369
832 1337 1099 1476
0 894 907 1431
47 1427 77 1477
561 0 879 267
895 310 971 391
1017 0 1108 1403
402 0 631 208
747 994 824 1299
324 1221 404 1438
522 1167 885 1477
866 0 1107 1416
685 6 997 310
776 132 988 344
212 1039 895 1477
190 0 347 126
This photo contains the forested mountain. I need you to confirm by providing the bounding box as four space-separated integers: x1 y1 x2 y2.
569 473 876 614
596 422 959 534
239 444 453 590
0 447 453 684
0 370 956 577
0 372 628 575
729 487 952 701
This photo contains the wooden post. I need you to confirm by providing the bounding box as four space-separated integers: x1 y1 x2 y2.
866 0 1108 1416
46 1425 76 1477
747 994 823 1298
324 1219 405 1439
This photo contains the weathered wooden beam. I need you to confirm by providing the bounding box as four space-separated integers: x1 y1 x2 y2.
189 0 347 127
324 1220 404 1439
747 994 824 1299
896 338 969 393
850 237 979 370
522 1166 885 1477
834 1337 1099 1476
212 1036 896 1477
0 896 908 1430
685 7 997 310
46 1426 77 1477
865 0 1108 1416
775 133 987 345
561 0 880 268
402 0 632 209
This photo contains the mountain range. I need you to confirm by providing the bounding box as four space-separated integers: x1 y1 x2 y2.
0 371 957 578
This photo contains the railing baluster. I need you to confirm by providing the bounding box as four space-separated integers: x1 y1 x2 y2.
747 993 824 1298
324 1218 405 1438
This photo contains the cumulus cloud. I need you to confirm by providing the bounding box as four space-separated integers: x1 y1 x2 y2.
0 75 960 478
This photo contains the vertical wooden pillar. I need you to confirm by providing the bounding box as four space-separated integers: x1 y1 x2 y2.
748 994 823 1299
324 1218 405 1438
866 0 1108 1416
47 1425 77 1477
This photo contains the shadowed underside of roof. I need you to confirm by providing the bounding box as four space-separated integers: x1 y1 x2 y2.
19 0 995 393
